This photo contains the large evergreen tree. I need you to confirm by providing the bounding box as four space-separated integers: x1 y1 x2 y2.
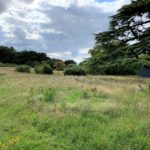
110 0 150 57
82 0 150 75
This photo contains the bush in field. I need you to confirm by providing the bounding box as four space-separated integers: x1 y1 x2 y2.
35 64 53 74
16 65 31 73
26 61 40 67
53 60 65 71
64 65 87 76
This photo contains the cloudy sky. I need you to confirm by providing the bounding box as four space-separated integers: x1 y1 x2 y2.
0 0 130 62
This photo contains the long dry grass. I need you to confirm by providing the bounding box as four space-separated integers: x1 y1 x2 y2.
0 67 150 150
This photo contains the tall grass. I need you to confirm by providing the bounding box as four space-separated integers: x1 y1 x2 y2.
43 88 57 112
0 67 150 149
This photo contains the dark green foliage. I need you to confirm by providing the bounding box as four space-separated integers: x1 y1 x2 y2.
16 65 31 73
0 45 67 70
95 59 144 75
15 51 49 65
64 65 87 76
35 64 53 74
64 60 76 66
42 60 53 68
110 0 150 57
86 57 150 75
0 46 16 63
0 46 55 67
82 0 150 75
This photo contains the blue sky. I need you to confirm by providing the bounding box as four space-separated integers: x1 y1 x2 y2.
0 0 130 63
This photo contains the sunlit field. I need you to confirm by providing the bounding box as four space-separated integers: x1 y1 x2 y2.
0 67 150 150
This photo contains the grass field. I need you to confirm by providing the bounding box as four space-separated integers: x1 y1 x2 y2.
0 67 150 150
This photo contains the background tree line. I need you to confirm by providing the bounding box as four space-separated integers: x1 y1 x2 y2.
0 46 76 70
0 46 49 65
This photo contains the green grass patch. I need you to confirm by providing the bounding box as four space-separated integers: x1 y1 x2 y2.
0 68 150 149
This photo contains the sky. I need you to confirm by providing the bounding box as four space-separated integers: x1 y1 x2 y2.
0 0 130 63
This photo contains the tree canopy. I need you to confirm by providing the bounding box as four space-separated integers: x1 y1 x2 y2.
64 60 76 66
81 0 150 75
0 46 65 69
0 46 50 66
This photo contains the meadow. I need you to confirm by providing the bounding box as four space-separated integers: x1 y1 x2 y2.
0 67 150 150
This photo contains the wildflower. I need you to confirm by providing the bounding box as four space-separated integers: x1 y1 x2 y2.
9 136 20 145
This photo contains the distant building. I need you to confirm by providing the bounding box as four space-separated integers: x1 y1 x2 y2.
138 65 150 77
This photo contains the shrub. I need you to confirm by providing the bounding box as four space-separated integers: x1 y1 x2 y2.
16 65 31 73
35 64 53 74
53 60 65 71
64 65 87 76
26 61 40 67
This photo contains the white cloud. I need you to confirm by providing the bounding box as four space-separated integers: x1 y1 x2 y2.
47 47 91 63
0 0 130 62
79 47 90 55
94 0 131 13
47 51 72 60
